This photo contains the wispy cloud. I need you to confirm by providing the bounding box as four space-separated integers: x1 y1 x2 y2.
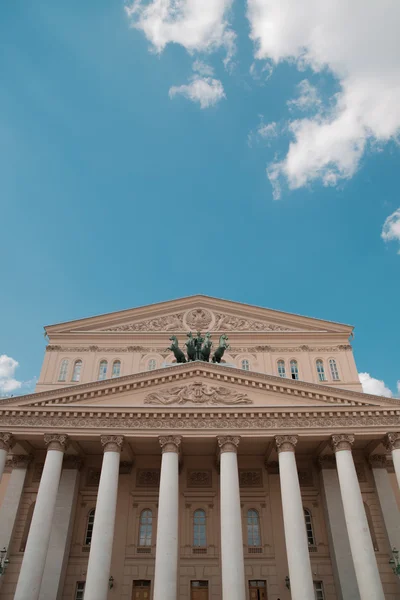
358 372 397 398
287 79 321 112
169 62 225 109
382 208 400 254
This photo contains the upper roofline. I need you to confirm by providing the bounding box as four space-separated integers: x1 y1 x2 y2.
44 294 354 334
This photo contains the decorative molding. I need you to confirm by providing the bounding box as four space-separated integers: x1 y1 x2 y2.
44 433 69 452
100 435 124 453
145 382 251 406
275 435 298 453
331 434 355 452
136 469 160 487
185 309 213 330
384 432 400 452
103 312 185 332
6 454 32 469
239 469 263 487
218 436 240 453
159 435 181 454
368 454 388 469
0 432 14 452
318 455 336 470
187 470 212 488
213 313 296 332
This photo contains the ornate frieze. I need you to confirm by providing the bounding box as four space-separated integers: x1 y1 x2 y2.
159 435 181 454
218 436 240 453
100 435 124 453
136 469 160 487
0 432 14 452
384 432 400 451
187 470 212 488
331 434 355 452
44 433 69 452
103 313 185 332
6 454 32 469
239 469 263 487
275 435 298 453
145 382 251 406
213 313 295 332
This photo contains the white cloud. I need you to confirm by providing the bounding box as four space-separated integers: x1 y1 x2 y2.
287 79 321 112
126 0 235 64
169 74 225 109
0 355 22 394
358 372 393 398
247 1 400 196
382 208 400 253
192 60 215 77
248 119 278 148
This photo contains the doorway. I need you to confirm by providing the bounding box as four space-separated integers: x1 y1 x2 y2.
249 580 267 600
191 580 209 600
132 580 151 600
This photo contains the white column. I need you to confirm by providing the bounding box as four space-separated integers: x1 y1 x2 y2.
218 436 246 600
319 456 360 600
0 433 14 482
39 457 82 600
369 454 400 553
83 436 123 600
276 435 314 600
14 434 69 600
332 434 385 600
385 433 400 489
153 435 181 600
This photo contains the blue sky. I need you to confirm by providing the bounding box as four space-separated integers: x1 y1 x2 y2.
1 0 399 397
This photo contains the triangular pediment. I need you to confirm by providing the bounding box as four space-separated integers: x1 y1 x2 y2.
2 361 397 412
44 295 353 336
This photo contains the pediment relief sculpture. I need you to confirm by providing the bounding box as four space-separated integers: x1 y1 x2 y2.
100 307 298 333
144 382 252 406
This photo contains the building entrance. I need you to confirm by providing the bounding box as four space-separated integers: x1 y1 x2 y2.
249 580 267 600
191 580 209 600
131 580 151 600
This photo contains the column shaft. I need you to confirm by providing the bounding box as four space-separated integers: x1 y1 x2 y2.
219 437 246 600
84 436 122 600
153 436 181 600
14 435 68 600
385 434 400 489
370 457 400 553
276 436 314 600
333 435 385 600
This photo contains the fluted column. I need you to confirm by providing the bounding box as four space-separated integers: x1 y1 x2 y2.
275 435 314 600
218 436 246 600
84 435 123 600
332 435 385 600
384 433 400 489
14 434 69 600
153 435 181 600
0 433 14 481
369 454 400 553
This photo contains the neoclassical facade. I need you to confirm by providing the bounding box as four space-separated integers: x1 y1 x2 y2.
0 295 399 600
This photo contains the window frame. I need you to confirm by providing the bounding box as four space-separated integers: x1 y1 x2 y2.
98 360 108 381
84 508 95 547
247 508 261 547
75 581 85 600
193 508 207 548
328 358 340 381
71 359 83 382
316 359 326 382
138 508 153 547
241 359 250 371
277 359 286 378
111 359 121 378
313 580 325 600
58 358 69 382
148 358 157 371
290 359 299 380
304 508 316 546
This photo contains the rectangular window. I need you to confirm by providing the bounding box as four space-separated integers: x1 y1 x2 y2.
314 581 325 600
75 582 85 600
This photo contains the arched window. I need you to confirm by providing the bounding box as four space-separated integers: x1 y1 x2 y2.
316 359 326 382
304 508 315 546
241 359 250 371
329 358 340 381
20 502 35 551
112 360 121 378
85 509 95 546
98 360 107 380
364 503 378 551
71 360 82 382
290 360 299 380
148 359 157 371
247 509 261 546
138 509 153 547
193 509 206 547
277 360 286 377
58 359 69 382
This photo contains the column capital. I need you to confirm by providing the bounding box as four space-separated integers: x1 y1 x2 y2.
368 454 387 469
384 432 400 452
100 435 124 453
331 434 354 452
6 454 32 469
159 435 182 454
217 436 240 454
0 432 15 452
275 435 298 453
44 433 69 452
318 454 336 470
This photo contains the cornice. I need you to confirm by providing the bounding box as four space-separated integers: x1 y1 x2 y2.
2 361 398 409
46 343 352 353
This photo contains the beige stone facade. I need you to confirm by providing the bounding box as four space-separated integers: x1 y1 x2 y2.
0 296 399 600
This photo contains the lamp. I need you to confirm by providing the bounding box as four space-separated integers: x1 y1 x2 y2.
389 548 400 577
108 575 114 589
0 548 9 575
285 575 290 589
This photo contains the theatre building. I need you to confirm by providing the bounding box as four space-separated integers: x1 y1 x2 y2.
0 295 399 600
